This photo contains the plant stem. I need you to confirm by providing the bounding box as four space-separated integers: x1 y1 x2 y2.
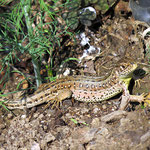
23 0 42 87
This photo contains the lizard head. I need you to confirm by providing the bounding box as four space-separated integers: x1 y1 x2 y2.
115 62 138 87
117 62 138 79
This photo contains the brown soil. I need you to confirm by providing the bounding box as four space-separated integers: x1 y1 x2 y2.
0 1 150 150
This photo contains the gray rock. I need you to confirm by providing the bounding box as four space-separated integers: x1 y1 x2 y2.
140 130 150 142
129 0 150 25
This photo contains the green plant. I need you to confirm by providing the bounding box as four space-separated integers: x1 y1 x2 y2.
0 99 10 112
0 0 77 93
0 0 13 6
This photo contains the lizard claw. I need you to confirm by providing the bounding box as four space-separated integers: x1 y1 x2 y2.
134 79 146 88
143 93 150 107
129 93 148 104
43 98 61 110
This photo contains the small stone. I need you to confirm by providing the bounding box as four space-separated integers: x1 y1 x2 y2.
101 110 127 123
44 132 55 143
93 107 99 114
97 127 109 136
70 143 85 150
0 134 5 142
140 130 150 142
0 124 6 129
24 124 30 128
31 141 40 150
21 114 27 119
72 127 98 143
102 104 107 109
38 114 44 119
91 118 100 128
43 125 48 131
61 126 70 135
108 101 112 105
81 107 89 114
11 135 15 140
33 113 39 118
120 118 130 127
7 113 13 119
65 113 71 118
25 117 30 122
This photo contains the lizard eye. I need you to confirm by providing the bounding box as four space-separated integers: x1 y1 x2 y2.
120 63 127 70
121 65 126 69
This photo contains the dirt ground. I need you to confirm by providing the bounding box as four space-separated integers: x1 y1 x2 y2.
0 0 150 150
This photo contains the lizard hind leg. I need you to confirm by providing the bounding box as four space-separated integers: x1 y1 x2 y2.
44 89 73 110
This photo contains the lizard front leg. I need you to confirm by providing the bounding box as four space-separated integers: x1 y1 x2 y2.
120 86 130 110
120 83 145 110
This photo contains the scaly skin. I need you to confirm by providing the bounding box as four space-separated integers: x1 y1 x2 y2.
1 62 144 110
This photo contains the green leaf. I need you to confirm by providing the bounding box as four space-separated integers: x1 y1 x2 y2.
70 118 78 124
0 100 10 112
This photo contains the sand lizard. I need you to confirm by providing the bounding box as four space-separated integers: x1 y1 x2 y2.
1 62 145 110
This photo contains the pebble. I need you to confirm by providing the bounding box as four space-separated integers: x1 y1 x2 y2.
33 113 39 118
31 141 40 150
7 113 13 119
24 124 30 128
108 101 112 105
140 130 150 143
0 135 5 142
102 104 107 109
21 114 27 119
0 124 6 129
65 113 71 118
97 127 109 136
72 127 98 143
44 133 55 143
38 114 44 119
70 143 85 150
91 118 100 128
93 107 99 114
81 107 89 114
101 110 127 123
43 125 48 130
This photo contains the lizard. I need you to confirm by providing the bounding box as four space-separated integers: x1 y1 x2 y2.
1 62 145 110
